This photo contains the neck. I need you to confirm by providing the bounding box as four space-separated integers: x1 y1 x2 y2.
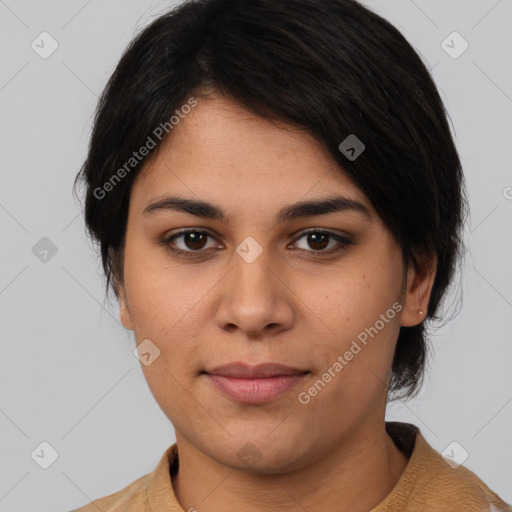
171 419 409 512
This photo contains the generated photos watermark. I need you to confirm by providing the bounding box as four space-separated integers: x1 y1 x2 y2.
93 97 198 200
297 301 403 405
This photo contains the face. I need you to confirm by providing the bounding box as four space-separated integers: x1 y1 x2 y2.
118 93 434 473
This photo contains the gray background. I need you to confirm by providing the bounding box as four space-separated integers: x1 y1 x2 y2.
0 0 511 510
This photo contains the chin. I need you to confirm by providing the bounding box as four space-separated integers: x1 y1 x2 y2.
209 435 312 475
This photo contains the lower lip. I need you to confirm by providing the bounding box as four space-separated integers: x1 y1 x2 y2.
204 373 309 404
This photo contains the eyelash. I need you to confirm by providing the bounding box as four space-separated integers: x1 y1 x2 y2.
160 228 354 259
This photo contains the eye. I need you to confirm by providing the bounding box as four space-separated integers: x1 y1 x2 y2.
161 229 220 258
290 229 353 255
160 228 353 259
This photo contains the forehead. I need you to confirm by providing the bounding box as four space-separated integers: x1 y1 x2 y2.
130 94 375 219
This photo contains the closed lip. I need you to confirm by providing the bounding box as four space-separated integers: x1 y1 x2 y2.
203 362 309 378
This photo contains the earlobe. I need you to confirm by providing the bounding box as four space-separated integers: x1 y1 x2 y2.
400 253 437 328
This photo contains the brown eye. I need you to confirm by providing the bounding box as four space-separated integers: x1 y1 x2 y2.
162 229 219 258
180 232 209 250
305 232 329 250
161 228 353 260
292 230 353 255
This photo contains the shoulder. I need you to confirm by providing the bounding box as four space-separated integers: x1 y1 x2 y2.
69 472 152 512
411 456 511 511
408 430 511 511
68 444 178 512
380 422 512 512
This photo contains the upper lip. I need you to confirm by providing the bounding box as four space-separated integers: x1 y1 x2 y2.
204 362 309 378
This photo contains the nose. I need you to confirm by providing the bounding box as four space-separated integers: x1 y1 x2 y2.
214 247 295 338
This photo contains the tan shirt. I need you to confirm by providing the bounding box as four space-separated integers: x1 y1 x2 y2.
71 422 511 512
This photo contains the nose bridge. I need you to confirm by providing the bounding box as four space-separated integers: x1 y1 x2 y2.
230 240 277 302
215 239 294 335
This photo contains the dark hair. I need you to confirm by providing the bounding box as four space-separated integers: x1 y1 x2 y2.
73 0 469 401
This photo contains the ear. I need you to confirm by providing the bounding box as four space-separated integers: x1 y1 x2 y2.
400 251 437 327
118 284 134 331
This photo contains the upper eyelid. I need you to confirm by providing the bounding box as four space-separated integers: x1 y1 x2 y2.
166 227 352 247
293 227 351 238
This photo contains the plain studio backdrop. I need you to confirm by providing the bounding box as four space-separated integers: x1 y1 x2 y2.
0 1 511 510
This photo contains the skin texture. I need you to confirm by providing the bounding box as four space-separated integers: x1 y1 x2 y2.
118 93 437 512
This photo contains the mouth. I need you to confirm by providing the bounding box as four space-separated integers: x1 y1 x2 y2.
201 362 310 404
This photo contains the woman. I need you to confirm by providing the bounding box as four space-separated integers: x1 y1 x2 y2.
72 0 511 510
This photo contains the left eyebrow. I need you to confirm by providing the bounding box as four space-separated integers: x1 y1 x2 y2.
142 195 372 222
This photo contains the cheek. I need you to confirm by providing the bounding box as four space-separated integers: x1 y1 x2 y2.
124 252 205 338
131 281 209 425
141 359 207 436
297 266 401 397
299 261 401 340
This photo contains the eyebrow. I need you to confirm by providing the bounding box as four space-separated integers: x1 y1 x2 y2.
142 195 372 222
